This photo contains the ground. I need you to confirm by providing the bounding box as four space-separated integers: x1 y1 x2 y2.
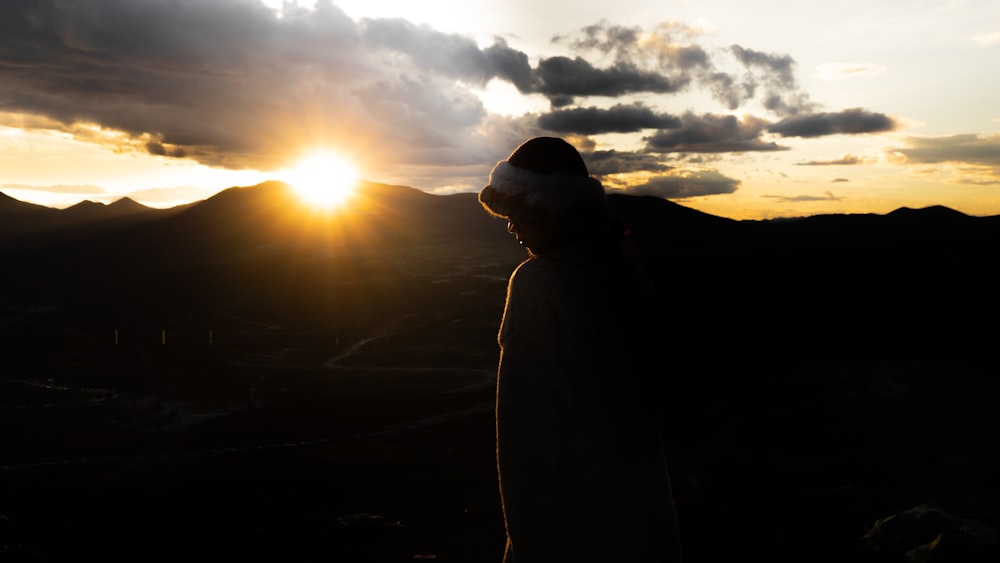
2 324 997 562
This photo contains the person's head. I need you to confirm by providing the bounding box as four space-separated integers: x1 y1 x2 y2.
478 137 616 255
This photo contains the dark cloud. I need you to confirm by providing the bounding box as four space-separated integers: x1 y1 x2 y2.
0 0 518 171
506 21 701 105
621 169 740 198
0 0 371 169
145 140 186 158
703 72 755 110
556 20 712 71
798 155 868 165
583 149 672 175
483 38 536 92
359 18 552 96
761 91 814 116
890 134 1000 185
762 190 842 203
554 20 742 111
557 21 644 59
529 57 683 105
730 45 795 85
0 2 898 190
547 95 576 109
894 134 1000 167
360 18 496 85
538 103 681 135
727 45 814 115
769 108 898 138
0 2 692 171
354 74 486 146
644 112 786 153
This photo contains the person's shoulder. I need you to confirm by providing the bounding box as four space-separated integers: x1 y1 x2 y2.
510 257 542 282
508 256 565 290
511 254 573 276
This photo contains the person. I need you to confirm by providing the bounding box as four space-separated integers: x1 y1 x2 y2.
479 137 683 563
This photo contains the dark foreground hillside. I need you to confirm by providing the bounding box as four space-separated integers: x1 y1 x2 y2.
1 184 998 562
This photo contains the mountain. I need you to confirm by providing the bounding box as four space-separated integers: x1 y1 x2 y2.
61 197 158 224
0 190 52 214
1 182 997 372
0 182 526 344
3 183 997 563
0 192 169 243
0 191 58 241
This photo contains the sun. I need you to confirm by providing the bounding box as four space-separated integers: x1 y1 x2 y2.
283 151 359 209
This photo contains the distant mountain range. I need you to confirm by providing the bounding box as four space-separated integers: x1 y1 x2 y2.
0 191 189 242
5 182 998 247
2 181 998 371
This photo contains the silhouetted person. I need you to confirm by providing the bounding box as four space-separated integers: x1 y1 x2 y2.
479 137 682 563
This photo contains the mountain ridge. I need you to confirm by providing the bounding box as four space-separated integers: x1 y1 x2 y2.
2 180 996 367
4 184 996 231
1 183 996 563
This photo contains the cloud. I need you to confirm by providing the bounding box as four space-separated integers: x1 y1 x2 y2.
0 2 897 197
728 45 814 115
360 17 498 86
0 183 107 194
482 38 537 93
556 20 712 70
556 22 814 116
583 149 673 175
701 72 755 111
644 112 786 153
616 169 741 198
492 23 702 107
146 140 187 158
538 103 681 134
769 108 898 138
817 62 885 81
0 2 690 171
894 134 1000 167
797 154 874 166
354 74 486 146
970 32 1000 47
555 21 645 60
889 134 1000 185
0 1 356 169
762 190 842 203
731 45 795 84
528 57 683 106
0 0 509 172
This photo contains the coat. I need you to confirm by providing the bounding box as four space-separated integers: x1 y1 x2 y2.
496 243 682 563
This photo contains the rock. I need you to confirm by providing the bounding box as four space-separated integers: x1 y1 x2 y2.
862 504 999 562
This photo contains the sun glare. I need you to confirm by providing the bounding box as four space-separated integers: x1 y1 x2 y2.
283 151 359 209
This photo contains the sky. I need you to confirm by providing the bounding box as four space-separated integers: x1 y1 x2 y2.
1 0 998 219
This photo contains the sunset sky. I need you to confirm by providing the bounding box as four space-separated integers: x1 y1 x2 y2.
1 0 998 219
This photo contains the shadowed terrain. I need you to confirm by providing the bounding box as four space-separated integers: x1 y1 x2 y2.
1 182 998 562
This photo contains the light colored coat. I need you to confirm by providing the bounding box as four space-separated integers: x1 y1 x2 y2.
496 244 682 563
